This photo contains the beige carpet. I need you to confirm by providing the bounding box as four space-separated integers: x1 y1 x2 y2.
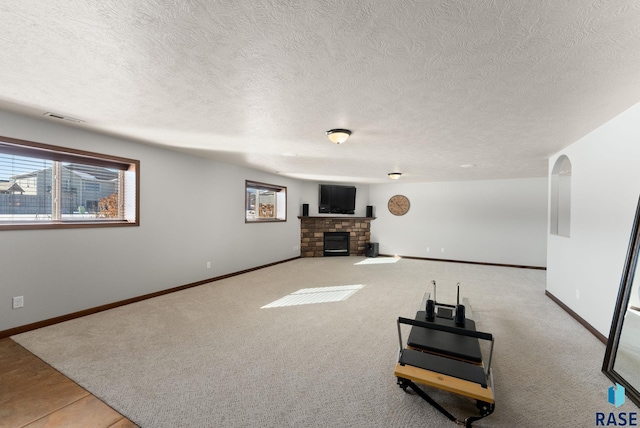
12 257 637 427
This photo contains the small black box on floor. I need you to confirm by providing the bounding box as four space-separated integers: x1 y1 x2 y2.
365 242 379 257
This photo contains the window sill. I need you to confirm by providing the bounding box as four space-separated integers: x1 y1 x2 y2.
0 220 138 231
245 218 286 223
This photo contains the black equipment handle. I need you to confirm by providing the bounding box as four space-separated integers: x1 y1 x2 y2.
397 317 493 341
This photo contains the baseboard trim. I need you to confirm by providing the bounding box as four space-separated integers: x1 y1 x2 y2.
0 257 300 339
383 254 546 270
545 290 607 344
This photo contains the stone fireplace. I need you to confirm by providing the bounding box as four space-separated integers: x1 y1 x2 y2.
299 217 373 257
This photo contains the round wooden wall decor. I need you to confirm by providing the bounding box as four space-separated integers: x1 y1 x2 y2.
388 194 410 216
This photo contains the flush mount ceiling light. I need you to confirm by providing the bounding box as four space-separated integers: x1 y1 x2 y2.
388 172 402 180
326 129 351 144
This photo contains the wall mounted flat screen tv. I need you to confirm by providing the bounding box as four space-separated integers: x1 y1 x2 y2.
319 184 356 214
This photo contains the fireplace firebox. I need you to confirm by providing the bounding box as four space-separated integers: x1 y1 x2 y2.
324 232 350 256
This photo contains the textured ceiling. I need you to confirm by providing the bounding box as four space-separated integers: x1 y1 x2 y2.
1 1 639 183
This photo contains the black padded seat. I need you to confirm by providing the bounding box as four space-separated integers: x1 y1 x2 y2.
399 348 487 388
407 311 483 364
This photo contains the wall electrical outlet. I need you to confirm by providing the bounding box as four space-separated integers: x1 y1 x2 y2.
426 247 430 252
206 261 211 269
12 296 24 309
576 289 580 300
441 248 445 253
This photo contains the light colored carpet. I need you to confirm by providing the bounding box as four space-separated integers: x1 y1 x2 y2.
12 257 637 427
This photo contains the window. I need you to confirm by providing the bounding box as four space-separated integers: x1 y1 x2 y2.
0 135 139 230
245 180 286 222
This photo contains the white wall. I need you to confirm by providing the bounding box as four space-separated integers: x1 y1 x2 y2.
368 178 548 267
0 110 303 332
547 101 640 337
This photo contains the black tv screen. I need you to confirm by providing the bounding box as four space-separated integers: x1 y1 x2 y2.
319 185 356 214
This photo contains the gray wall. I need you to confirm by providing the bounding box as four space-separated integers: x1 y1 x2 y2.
547 101 640 336
0 110 302 332
2 109 551 333
368 178 548 267
298 178 548 268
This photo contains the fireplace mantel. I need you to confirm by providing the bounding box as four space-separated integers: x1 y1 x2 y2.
299 216 374 257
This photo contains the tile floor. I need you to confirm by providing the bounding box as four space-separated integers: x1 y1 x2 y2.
0 338 137 428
